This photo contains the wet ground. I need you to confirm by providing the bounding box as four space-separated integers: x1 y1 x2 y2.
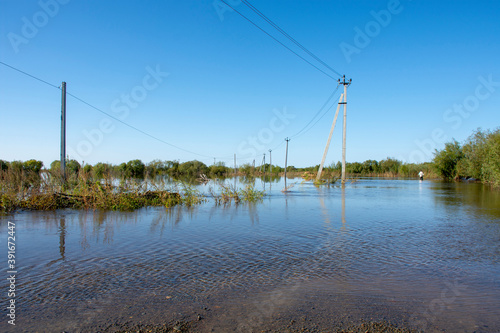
1 178 499 332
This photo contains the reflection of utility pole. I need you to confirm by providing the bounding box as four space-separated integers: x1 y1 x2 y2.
60 81 66 178
284 138 290 189
59 217 66 259
269 149 272 174
341 186 346 229
339 75 352 184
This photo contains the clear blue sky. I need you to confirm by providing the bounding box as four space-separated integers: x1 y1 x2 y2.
1 0 499 168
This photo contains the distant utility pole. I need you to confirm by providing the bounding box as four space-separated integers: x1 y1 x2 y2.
234 154 237 175
340 75 352 184
269 149 272 174
60 81 66 178
263 153 266 173
284 138 290 188
214 157 216 165
316 93 344 182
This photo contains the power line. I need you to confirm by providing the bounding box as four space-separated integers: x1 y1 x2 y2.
290 85 340 139
240 0 341 77
0 61 60 89
0 61 216 159
219 0 339 81
65 92 214 158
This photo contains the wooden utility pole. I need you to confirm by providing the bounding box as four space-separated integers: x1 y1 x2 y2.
269 149 272 174
284 137 290 189
316 93 344 181
60 81 66 178
340 75 352 184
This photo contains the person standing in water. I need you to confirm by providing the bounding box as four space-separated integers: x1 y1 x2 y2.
419 171 424 180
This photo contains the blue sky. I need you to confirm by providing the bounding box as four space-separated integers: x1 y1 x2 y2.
1 0 499 168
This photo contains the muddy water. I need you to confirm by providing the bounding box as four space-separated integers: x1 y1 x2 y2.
1 178 499 332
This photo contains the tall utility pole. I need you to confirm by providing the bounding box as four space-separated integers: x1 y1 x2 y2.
60 81 66 177
269 149 272 174
316 93 344 182
284 138 290 189
262 153 266 173
340 75 352 184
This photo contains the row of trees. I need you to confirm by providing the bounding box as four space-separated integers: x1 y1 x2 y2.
433 128 500 186
0 157 441 181
2 127 498 186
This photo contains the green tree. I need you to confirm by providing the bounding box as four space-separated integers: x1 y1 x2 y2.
22 160 43 174
178 160 208 176
433 139 463 179
126 159 145 178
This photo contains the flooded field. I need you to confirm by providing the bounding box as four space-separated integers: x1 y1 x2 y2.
1 178 499 332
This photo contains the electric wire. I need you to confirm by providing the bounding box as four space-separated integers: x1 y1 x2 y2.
0 61 215 159
219 0 339 81
0 61 60 89
292 95 339 140
1 61 346 167
65 92 214 158
240 0 342 77
289 85 340 139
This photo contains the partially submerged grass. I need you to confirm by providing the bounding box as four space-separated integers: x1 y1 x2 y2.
209 183 265 205
0 167 267 213
0 168 183 213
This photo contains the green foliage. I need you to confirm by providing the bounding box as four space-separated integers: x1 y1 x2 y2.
178 160 208 177
50 160 61 172
22 160 43 173
238 184 265 202
209 162 229 177
433 139 463 179
0 160 8 171
454 128 500 186
93 162 113 179
66 159 81 175
126 159 145 178
379 158 402 175
179 182 205 207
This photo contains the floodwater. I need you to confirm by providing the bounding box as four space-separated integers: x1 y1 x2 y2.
1 178 500 332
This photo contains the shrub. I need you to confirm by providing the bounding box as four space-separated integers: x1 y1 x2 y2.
433 139 463 179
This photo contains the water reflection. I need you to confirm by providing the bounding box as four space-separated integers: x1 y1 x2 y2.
1 178 499 332
431 181 500 219
59 217 66 260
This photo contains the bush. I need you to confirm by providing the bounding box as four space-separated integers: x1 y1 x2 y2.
209 162 229 177
178 160 208 177
433 139 463 179
22 160 43 174
93 162 113 179
126 159 145 178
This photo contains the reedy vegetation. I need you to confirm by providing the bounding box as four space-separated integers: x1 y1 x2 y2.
1 127 498 212
0 159 264 213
